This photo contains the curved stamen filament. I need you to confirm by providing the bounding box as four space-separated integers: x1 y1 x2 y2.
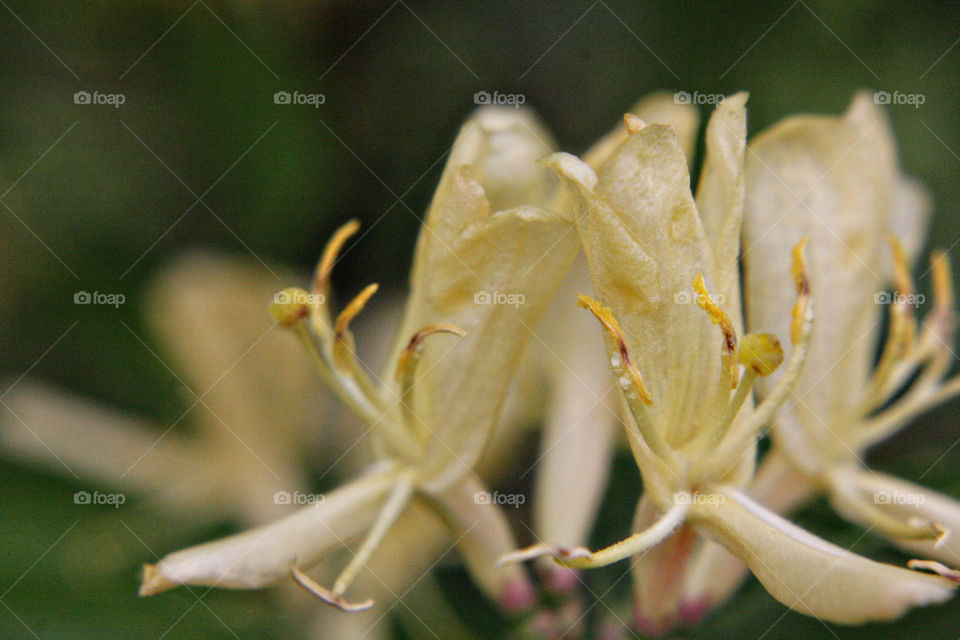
577 294 674 464
290 471 416 613
498 498 689 569
395 323 466 444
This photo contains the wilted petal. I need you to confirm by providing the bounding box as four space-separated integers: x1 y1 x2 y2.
532 255 619 553
690 487 955 624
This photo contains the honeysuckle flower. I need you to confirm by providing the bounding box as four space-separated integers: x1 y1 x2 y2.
0 253 462 640
139 106 579 614
531 92 699 590
500 93 959 626
677 91 960 624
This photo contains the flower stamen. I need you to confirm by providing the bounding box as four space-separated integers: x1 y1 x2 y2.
395 323 466 443
578 294 675 463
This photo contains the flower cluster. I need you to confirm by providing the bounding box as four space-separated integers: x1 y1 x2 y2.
125 93 960 636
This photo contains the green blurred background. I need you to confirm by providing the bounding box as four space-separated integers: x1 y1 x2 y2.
1 1 959 638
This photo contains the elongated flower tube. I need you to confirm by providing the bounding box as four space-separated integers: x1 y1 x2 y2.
140 106 579 612
499 94 957 627
680 92 960 622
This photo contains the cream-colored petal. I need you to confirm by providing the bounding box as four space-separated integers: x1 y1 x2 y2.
399 204 578 490
680 447 818 617
695 92 748 329
551 124 720 448
835 468 960 565
424 476 535 612
403 107 557 286
691 486 955 624
743 92 898 450
140 464 400 594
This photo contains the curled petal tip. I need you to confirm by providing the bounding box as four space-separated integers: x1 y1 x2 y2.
139 563 177 596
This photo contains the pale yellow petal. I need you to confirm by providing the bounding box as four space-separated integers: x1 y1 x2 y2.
695 92 748 328
743 92 898 446
691 486 955 624
398 204 578 490
549 124 720 448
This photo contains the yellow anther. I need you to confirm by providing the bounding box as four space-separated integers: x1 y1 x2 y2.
333 283 379 367
790 239 811 344
314 219 361 299
738 333 784 377
693 274 738 387
623 114 647 134
268 287 311 327
578 294 653 405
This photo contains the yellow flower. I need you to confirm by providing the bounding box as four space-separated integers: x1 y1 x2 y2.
500 94 957 627
138 106 579 613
